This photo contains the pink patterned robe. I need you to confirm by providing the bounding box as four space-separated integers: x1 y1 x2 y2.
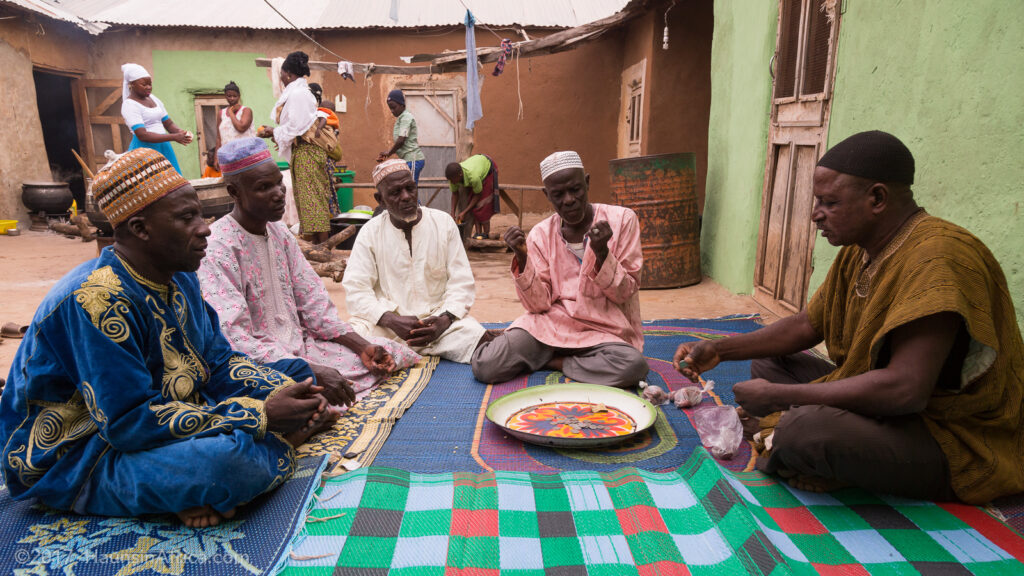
198 216 420 399
510 203 644 351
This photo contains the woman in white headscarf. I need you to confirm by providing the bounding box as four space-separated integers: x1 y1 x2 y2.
260 51 333 243
120 63 191 174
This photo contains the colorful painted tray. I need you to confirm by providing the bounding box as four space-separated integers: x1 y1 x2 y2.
485 383 658 448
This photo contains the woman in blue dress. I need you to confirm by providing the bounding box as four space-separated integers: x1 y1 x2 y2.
120 63 191 174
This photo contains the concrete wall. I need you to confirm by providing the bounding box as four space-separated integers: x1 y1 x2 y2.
0 7 91 226
814 0 1024 330
700 0 777 292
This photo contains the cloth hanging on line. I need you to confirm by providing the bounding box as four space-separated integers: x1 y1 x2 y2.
337 61 356 82
270 57 285 99
493 39 513 76
464 10 483 130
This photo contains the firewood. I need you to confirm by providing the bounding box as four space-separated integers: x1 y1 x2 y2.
49 220 97 242
311 258 347 283
467 237 507 251
71 214 97 242
298 225 356 262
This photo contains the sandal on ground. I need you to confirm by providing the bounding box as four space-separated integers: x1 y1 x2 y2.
1 322 27 339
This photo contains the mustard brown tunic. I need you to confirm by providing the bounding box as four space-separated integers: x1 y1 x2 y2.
807 212 1024 503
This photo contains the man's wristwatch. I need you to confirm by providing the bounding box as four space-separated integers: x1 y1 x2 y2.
441 311 458 324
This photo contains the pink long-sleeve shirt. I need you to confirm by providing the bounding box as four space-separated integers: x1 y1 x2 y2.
509 203 644 351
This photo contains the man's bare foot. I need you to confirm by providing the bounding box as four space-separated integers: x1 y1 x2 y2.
736 407 760 440
176 505 236 528
787 474 848 493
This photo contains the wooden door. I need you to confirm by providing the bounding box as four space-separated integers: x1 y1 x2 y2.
194 95 228 172
617 59 646 158
404 90 458 211
753 0 841 315
76 80 134 173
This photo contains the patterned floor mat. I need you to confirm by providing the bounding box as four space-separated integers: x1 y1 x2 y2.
283 448 1024 575
298 357 439 471
372 316 764 474
0 455 328 576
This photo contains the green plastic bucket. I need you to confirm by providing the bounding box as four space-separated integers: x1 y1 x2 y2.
334 170 355 213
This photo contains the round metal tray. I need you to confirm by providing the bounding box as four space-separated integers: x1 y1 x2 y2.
485 383 658 448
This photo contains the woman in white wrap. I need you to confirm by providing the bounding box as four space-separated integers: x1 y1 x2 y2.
260 51 333 244
119 63 191 174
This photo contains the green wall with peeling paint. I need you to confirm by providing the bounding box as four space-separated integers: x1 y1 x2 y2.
152 50 277 179
702 1 1023 331
814 1 1024 330
700 0 777 293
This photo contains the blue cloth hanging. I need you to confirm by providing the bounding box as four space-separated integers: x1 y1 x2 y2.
465 10 483 130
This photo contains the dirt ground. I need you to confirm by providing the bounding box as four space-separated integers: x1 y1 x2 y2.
0 213 769 375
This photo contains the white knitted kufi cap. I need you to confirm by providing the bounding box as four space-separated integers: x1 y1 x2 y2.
539 151 584 181
372 159 412 185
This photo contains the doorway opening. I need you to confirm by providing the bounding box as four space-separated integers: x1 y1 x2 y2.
33 69 86 208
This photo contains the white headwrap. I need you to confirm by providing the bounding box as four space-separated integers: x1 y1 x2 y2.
121 63 150 101
372 159 412 185
540 151 585 181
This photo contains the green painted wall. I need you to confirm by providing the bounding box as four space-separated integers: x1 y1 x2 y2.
815 1 1024 330
152 50 277 179
700 0 777 293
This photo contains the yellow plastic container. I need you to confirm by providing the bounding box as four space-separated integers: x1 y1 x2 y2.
0 220 18 235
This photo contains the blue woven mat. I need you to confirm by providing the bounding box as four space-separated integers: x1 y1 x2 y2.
372 316 763 474
0 455 328 576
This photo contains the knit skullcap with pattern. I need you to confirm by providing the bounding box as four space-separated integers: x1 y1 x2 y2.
92 148 190 227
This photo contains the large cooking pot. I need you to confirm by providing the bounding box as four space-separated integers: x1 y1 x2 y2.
22 181 73 214
191 177 234 219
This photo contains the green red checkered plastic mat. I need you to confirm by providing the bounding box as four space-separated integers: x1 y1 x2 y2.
284 449 1024 575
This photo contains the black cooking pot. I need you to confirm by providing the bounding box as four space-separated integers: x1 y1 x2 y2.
22 181 73 214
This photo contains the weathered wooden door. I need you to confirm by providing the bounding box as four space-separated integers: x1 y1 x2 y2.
403 90 458 211
753 0 841 315
76 80 134 173
194 95 228 172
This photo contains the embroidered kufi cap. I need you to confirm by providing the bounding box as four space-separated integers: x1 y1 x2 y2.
92 148 190 228
817 130 915 185
219 137 273 176
372 159 411 186
540 151 584 181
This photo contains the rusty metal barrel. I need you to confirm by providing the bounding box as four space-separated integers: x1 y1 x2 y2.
609 153 701 289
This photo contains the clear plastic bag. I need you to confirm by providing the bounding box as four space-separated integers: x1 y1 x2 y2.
693 405 743 460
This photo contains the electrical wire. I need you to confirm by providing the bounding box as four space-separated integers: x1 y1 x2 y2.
263 0 357 64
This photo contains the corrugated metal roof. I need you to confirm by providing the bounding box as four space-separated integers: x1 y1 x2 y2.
2 0 107 33
35 0 630 30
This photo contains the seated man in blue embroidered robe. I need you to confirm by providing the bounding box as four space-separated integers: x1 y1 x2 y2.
0 148 337 528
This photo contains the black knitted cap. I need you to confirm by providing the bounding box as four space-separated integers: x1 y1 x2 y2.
817 130 915 185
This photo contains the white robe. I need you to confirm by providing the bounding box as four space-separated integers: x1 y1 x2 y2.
342 208 486 363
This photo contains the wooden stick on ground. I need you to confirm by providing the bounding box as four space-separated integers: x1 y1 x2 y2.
71 214 96 242
311 259 347 283
49 218 97 242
